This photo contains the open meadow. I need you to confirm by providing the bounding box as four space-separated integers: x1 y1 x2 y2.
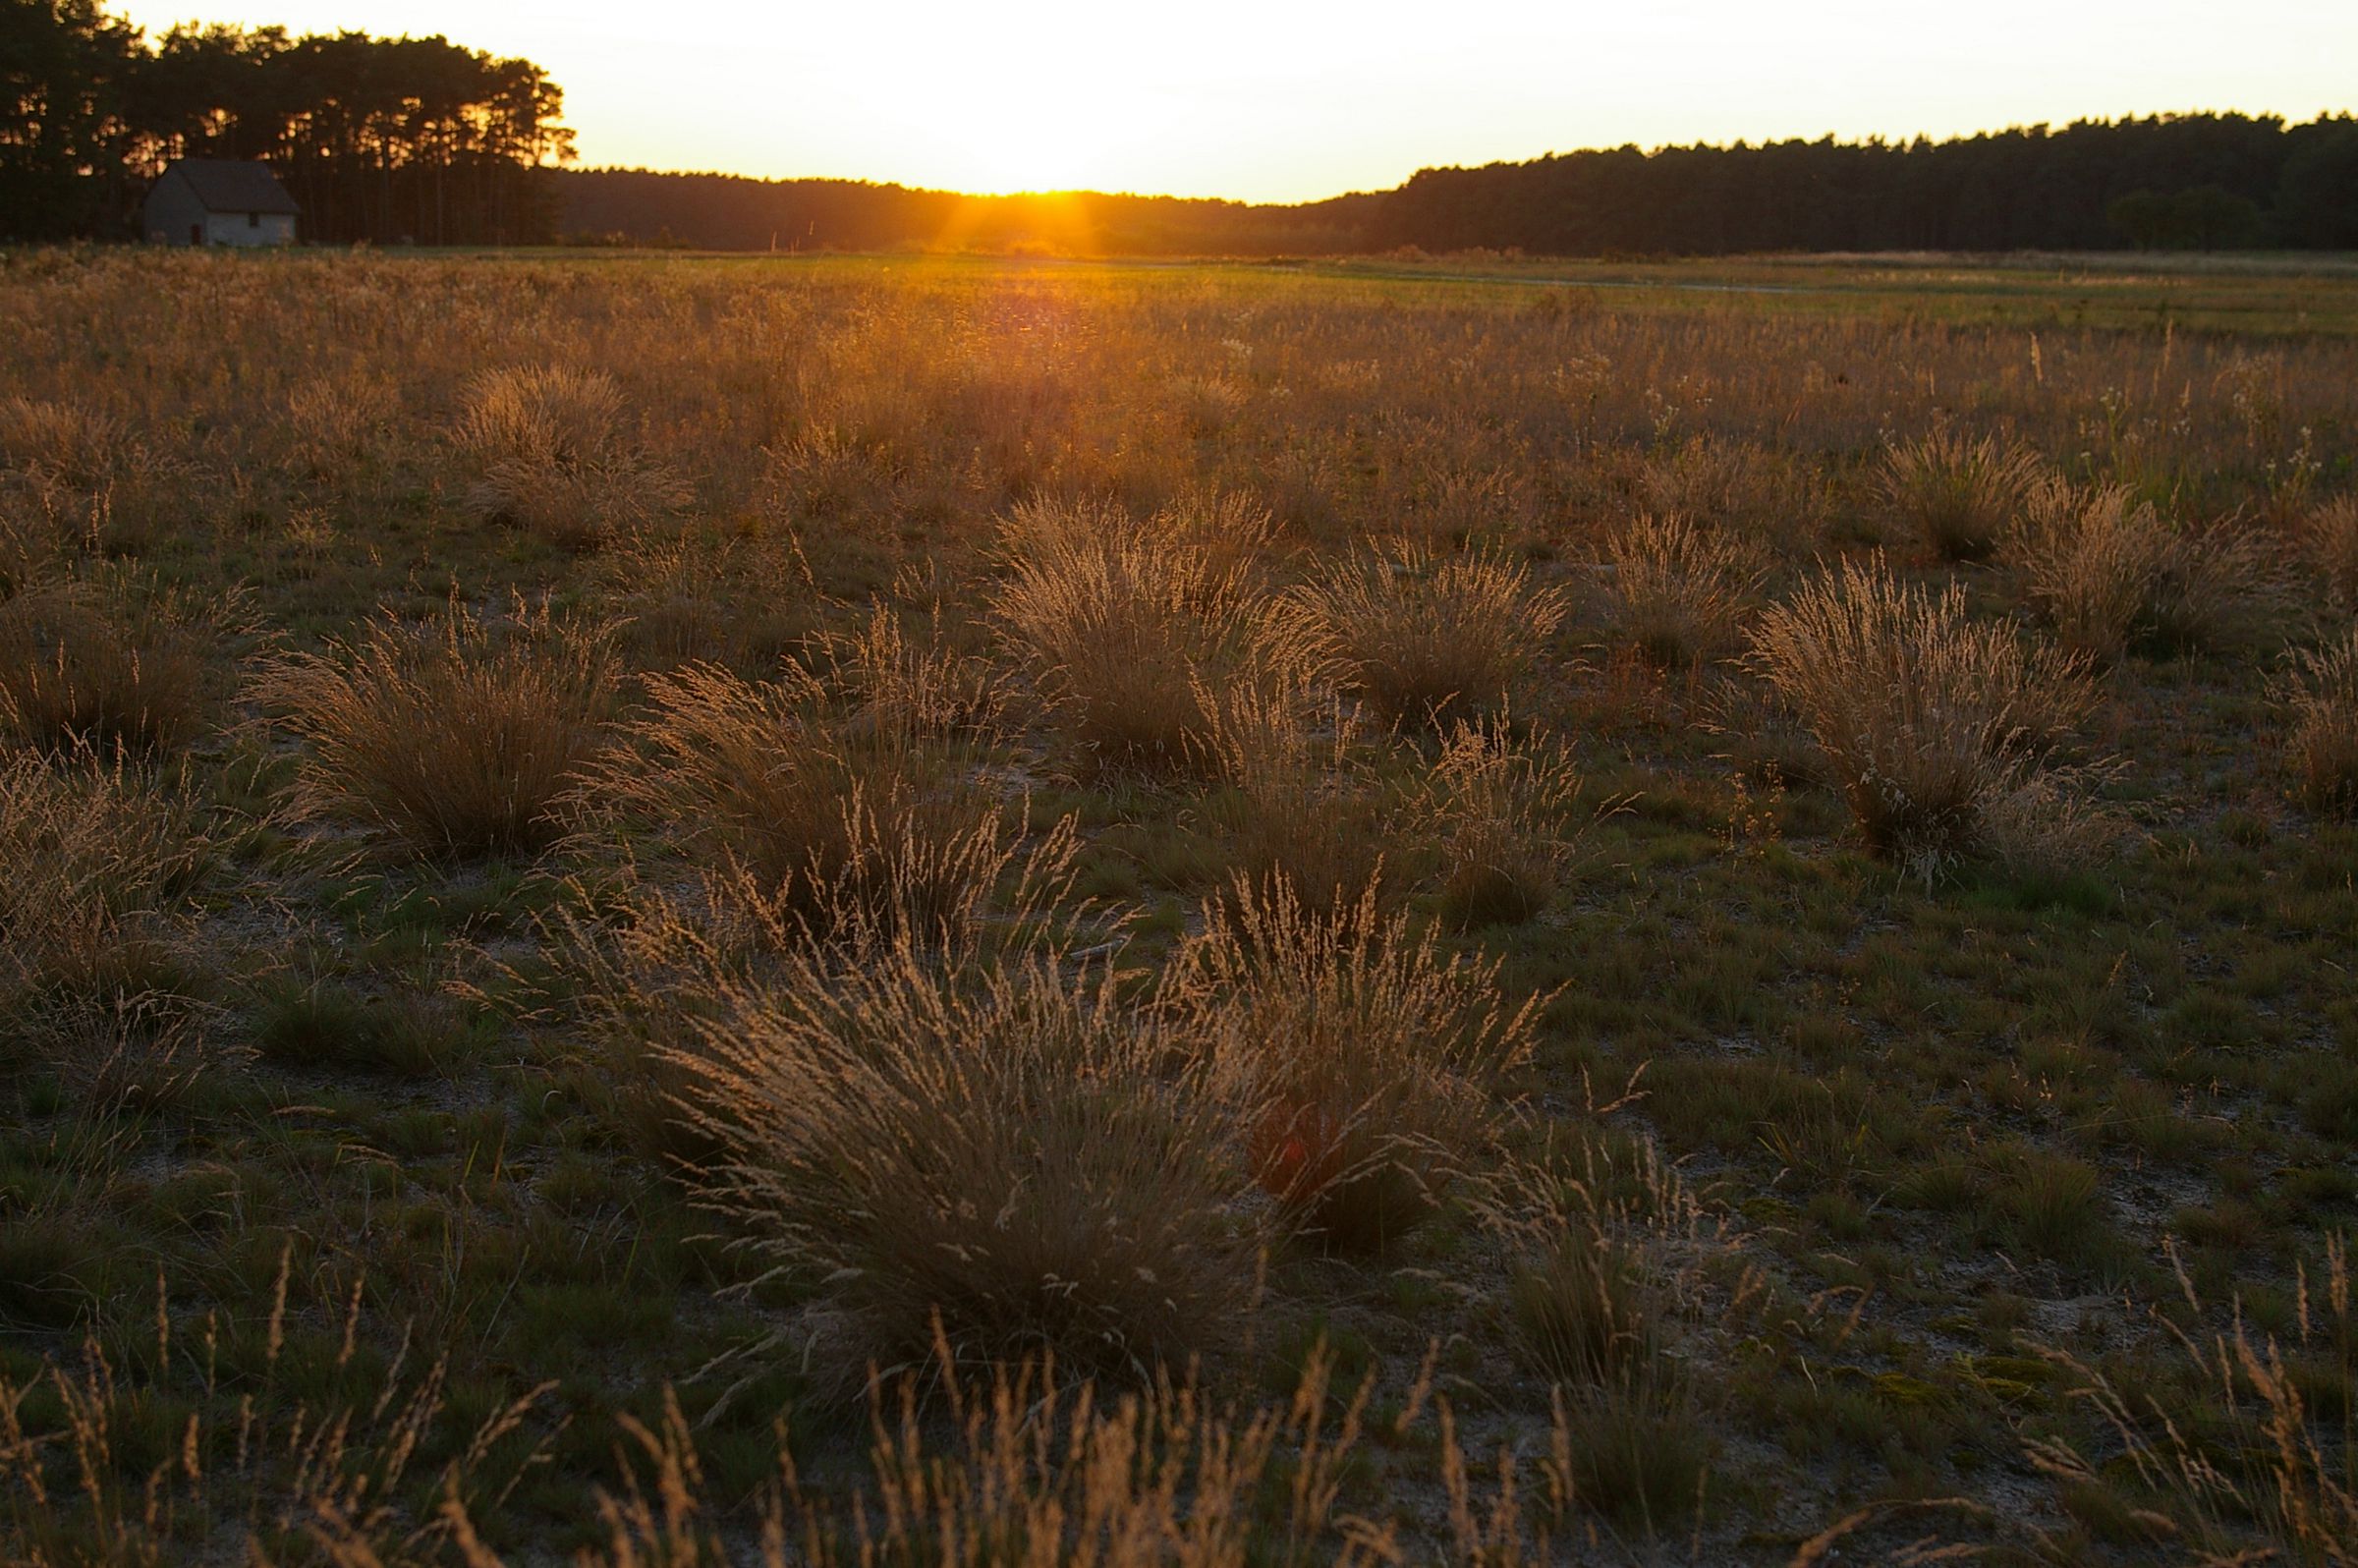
3 247 2357 1564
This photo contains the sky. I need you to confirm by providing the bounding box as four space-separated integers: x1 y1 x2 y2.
112 0 2358 203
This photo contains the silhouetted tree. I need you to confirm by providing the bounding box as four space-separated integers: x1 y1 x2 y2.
2 0 573 243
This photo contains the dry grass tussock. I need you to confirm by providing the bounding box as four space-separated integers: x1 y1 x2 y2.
1173 877 1541 1253
1197 671 1390 919
1480 1134 1744 1531
0 751 222 1106
2275 627 2358 814
1750 556 2108 882
1604 511 1769 668
2006 480 2280 660
589 607 1012 939
0 568 243 755
1284 540 1566 729
263 597 617 856
454 364 688 550
990 495 1269 774
1876 428 2045 562
561 806 1082 1165
2025 1235 2357 1563
591 526 813 674
1417 713 1585 927
0 394 190 553
663 928 1263 1389
2303 492 2358 609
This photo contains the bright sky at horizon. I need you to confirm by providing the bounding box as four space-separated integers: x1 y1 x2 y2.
111 0 2358 203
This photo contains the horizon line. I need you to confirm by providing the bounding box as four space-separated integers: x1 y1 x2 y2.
555 103 2358 210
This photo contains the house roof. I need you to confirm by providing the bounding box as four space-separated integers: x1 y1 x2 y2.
160 160 300 216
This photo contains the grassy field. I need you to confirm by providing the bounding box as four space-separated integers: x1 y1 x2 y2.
1 246 2355 1565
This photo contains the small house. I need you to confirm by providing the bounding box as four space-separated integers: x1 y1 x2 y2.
143 160 299 248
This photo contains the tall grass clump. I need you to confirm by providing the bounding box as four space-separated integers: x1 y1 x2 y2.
1174 877 1541 1253
1197 672 1390 919
264 598 616 856
0 752 221 1105
0 395 189 552
454 364 686 550
2007 481 2275 659
1285 540 1565 729
2275 628 2358 815
2303 493 2358 610
1639 434 1825 552
1418 714 1584 927
1485 1140 1726 1530
1604 512 1768 667
665 932 1262 1386
1877 429 2044 562
989 496 1263 774
0 569 238 755
1750 556 2105 882
590 608 1010 938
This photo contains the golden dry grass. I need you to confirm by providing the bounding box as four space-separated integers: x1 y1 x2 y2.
666 930 1263 1385
455 364 688 550
1284 539 1565 729
2303 492 2358 609
1173 876 1542 1252
1876 428 2046 562
2275 627 2358 814
2007 480 2278 660
1418 713 1585 927
0 569 236 755
1604 511 1769 667
263 597 617 855
990 496 1265 774
1750 555 2105 881
6 252 2358 1565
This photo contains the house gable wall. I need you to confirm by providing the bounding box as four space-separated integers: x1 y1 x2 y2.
142 173 206 244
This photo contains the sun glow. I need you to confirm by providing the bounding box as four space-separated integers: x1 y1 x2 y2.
108 0 2358 203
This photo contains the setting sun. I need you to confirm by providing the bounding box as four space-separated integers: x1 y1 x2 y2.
104 0 2358 201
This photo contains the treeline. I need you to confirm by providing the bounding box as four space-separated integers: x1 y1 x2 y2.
1367 114 2358 255
557 170 1380 256
3 0 571 244
8 4 2355 261
560 114 2357 257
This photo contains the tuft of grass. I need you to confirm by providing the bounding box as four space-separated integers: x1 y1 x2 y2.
1749 555 2105 882
1639 433 1824 551
1877 428 2045 562
0 569 238 755
454 364 686 550
1284 539 1566 729
1175 876 1540 1253
1605 511 1768 668
2274 627 2358 814
1418 712 1584 927
263 597 617 857
2302 493 2358 609
2007 481 2277 659
0 752 220 1104
990 496 1263 775
665 931 1262 1387
1197 671 1389 920
2025 1233 2358 1563
590 608 1010 938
